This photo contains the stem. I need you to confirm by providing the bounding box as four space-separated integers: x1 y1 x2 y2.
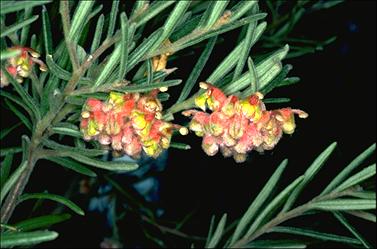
60 0 79 71
141 215 206 241
164 94 197 118
0 4 127 224
229 189 356 248
0 143 38 224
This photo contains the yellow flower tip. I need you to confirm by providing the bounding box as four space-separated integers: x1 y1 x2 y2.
195 95 207 111
81 111 90 119
161 137 170 149
155 112 162 120
195 131 204 137
297 110 309 119
15 76 23 83
255 92 264 100
159 86 168 92
18 70 30 78
109 92 124 106
233 153 247 163
199 82 209 89
39 64 48 72
179 127 189 135
275 114 284 122
182 110 194 117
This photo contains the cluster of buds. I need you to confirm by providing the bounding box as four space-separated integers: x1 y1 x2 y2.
183 83 308 163
80 90 188 159
0 46 47 88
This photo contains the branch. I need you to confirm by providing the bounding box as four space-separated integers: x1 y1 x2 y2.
229 188 359 248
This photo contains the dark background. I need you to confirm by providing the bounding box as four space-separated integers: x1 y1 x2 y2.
1 1 376 248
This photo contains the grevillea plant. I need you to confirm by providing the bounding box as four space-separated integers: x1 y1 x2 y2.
0 1 375 248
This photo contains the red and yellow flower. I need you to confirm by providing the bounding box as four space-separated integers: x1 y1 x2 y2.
80 90 187 159
183 82 308 163
0 46 47 88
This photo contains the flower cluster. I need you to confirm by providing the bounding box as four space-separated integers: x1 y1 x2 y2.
183 83 308 163
0 46 47 88
80 90 187 158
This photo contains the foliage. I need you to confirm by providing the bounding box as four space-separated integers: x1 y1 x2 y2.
0 0 374 248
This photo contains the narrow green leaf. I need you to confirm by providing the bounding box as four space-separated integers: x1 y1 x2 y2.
19 193 85 216
158 92 170 102
247 57 258 94
0 89 34 119
50 126 82 138
260 64 293 95
278 77 300 87
69 1 94 41
1 64 41 121
87 4 103 21
231 159 288 244
247 239 306 248
130 0 148 19
12 213 71 231
0 154 13 188
4 99 32 130
206 39 245 84
170 142 191 150
311 199 376 211
90 14 104 54
170 14 267 56
205 215 216 247
333 164 376 192
177 36 217 103
345 211 376 223
146 58 153 85
282 142 337 212
119 12 129 80
221 43 288 94
42 139 107 157
321 143 376 195
0 49 21 60
1 15 39 38
41 5 52 55
0 230 58 247
229 1 258 22
68 153 138 172
135 1 175 28
0 147 23 157
45 55 92 84
21 135 30 163
110 79 182 93
45 157 97 177
263 98 291 104
244 176 304 238
233 18 257 81
204 1 229 28
270 226 361 245
170 15 201 42
0 160 28 203
333 211 371 248
0 1 51 15
106 0 119 38
127 28 164 73
133 69 175 84
0 122 21 140
20 8 33 45
347 191 376 199
207 214 227 248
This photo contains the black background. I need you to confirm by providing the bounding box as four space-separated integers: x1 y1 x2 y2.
1 1 376 248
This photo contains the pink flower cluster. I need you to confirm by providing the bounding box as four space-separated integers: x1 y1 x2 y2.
80 90 187 159
183 83 308 163
0 46 47 88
